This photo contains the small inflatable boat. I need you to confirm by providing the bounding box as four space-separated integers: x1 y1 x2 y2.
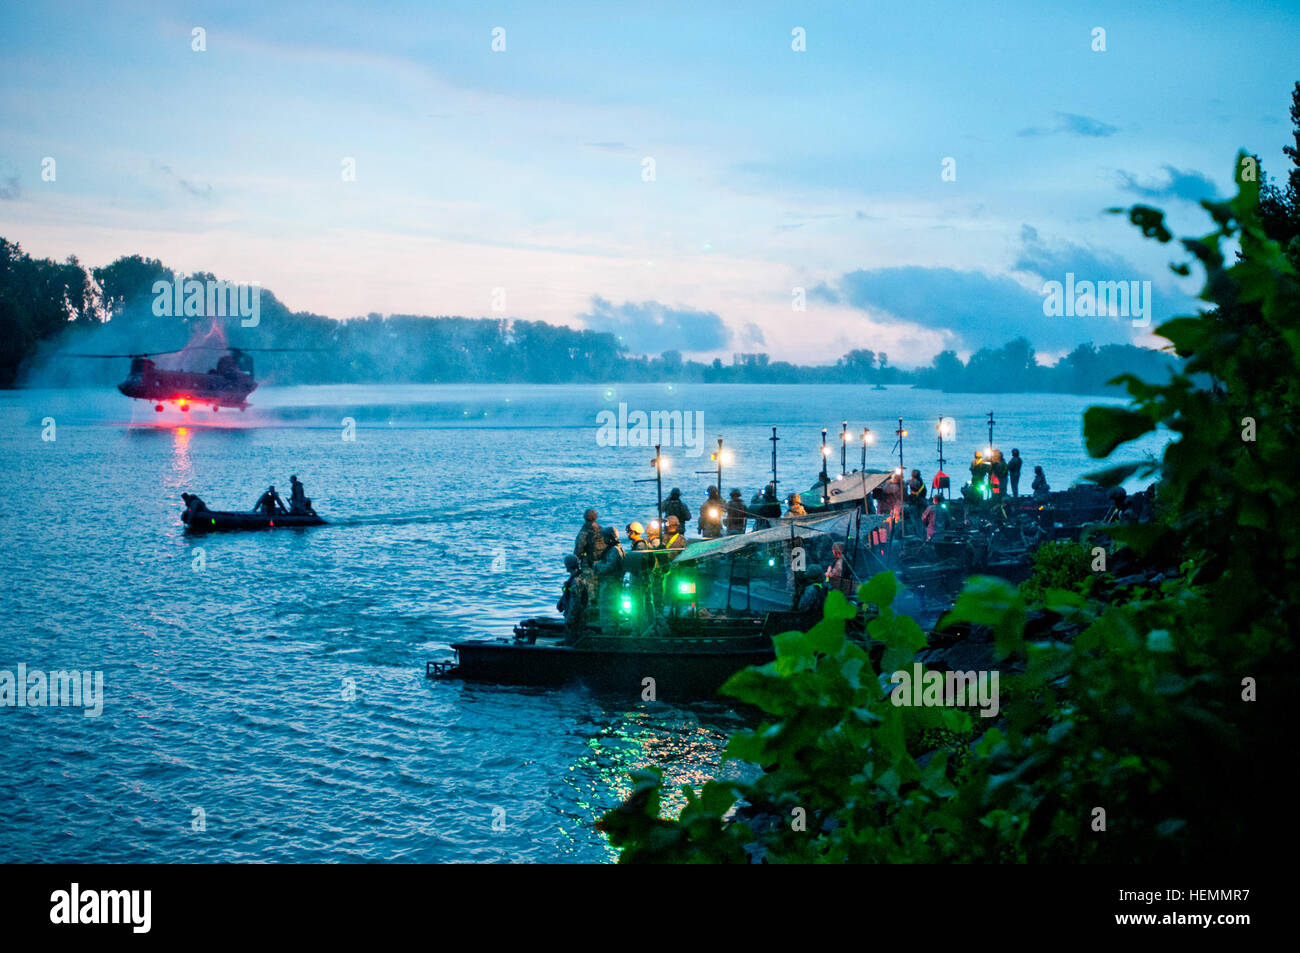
182 508 325 533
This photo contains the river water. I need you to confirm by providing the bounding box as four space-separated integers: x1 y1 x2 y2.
0 383 1164 862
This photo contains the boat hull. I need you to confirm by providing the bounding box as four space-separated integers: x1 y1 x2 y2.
183 510 326 533
438 637 775 699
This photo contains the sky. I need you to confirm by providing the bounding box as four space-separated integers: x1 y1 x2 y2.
1 0 1297 367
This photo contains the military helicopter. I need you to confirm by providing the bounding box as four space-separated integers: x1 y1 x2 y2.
64 345 306 412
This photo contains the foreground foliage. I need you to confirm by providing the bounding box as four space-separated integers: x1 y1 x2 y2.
599 150 1299 863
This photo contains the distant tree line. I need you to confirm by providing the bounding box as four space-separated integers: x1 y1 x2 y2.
2 239 1176 393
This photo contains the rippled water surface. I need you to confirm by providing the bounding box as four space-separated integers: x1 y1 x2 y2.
0 383 1162 862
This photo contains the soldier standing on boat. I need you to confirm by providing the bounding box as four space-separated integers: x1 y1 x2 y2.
970 451 990 496
906 469 927 514
698 487 724 538
922 493 950 540
724 488 747 534
574 509 606 567
625 521 649 550
825 543 847 592
663 488 691 525
989 450 1008 497
557 555 589 643
754 482 781 528
662 515 687 553
1008 449 1023 497
596 527 625 578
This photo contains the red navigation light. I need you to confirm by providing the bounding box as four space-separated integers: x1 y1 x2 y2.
269 520 275 527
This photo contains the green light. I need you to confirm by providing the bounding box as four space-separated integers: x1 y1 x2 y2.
676 580 696 596
767 558 776 567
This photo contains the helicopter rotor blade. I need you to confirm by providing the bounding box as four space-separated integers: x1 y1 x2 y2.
58 346 331 357
57 351 182 358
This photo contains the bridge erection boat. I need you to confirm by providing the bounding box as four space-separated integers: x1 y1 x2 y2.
429 510 887 700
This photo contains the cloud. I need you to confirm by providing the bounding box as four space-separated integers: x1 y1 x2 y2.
834 265 1067 347
578 296 730 354
1115 165 1220 202
0 174 19 200
1018 111 1118 138
741 322 766 346
820 225 1194 352
585 141 632 152
177 178 214 199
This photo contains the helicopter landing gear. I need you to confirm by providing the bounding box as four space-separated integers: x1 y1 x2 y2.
154 404 164 412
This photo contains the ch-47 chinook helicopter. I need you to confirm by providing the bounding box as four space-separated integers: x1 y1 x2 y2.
65 345 307 412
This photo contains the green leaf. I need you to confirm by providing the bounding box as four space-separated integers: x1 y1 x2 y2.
858 571 898 609
1083 405 1156 458
974 726 1005 758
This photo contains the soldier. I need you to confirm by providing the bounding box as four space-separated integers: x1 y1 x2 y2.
253 485 287 515
288 475 315 516
922 494 951 540
181 493 209 521
1008 448 1024 497
625 521 649 551
989 450 1008 497
662 515 687 553
573 509 606 567
724 488 748 535
596 527 625 578
754 483 781 528
663 488 691 524
797 565 829 614
1031 466 1050 499
698 487 724 538
557 555 588 643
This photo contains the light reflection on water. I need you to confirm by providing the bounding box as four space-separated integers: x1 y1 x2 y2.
0 384 1166 862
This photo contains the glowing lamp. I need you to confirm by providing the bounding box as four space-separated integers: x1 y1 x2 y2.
676 580 696 596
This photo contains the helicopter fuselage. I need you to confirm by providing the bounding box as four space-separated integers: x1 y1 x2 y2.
117 357 258 411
